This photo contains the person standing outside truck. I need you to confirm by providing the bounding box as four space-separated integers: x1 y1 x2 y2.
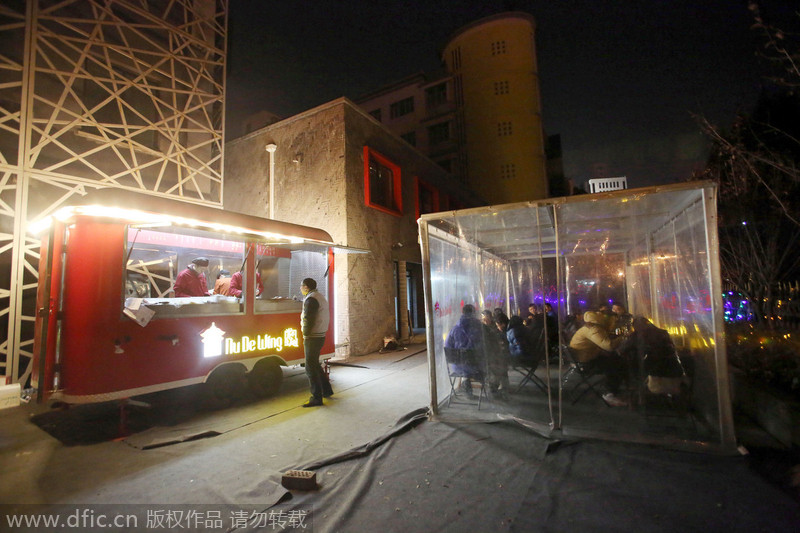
300 277 333 407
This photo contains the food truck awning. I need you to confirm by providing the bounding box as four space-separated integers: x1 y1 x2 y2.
27 188 367 253
270 241 370 255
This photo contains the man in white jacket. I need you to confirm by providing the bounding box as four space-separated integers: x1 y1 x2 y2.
300 277 333 407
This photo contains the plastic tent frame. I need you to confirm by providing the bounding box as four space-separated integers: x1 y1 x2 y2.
418 181 736 454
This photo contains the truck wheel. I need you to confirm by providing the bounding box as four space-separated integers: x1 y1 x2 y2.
248 359 283 398
204 364 246 409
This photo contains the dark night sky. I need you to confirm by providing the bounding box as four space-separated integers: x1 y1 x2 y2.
225 1 798 189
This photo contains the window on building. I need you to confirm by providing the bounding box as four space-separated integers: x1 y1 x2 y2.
435 158 452 173
369 109 382 122
390 96 414 119
415 178 439 219
491 41 507 55
425 83 447 108
497 121 513 136
401 131 417 147
364 146 402 216
428 121 450 145
500 163 516 181
494 80 509 95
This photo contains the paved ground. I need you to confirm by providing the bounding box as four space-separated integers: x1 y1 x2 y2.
0 343 798 532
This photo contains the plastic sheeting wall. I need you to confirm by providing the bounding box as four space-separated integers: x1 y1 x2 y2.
420 182 736 453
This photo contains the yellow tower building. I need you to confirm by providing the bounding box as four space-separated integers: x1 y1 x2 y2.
443 12 548 204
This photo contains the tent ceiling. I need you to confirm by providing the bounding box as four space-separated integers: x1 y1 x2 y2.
422 187 703 262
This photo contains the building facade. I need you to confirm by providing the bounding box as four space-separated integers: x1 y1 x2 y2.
357 12 548 206
0 0 227 384
224 98 483 357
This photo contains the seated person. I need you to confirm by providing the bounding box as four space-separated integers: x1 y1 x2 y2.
229 270 263 298
611 302 634 333
213 269 232 296
507 315 543 367
596 304 615 331
481 310 509 398
569 311 629 407
173 257 210 297
494 313 510 341
444 304 485 399
526 309 545 344
620 317 685 396
493 308 509 328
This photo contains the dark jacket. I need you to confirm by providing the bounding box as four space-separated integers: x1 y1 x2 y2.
507 316 539 362
444 314 485 377
620 317 684 378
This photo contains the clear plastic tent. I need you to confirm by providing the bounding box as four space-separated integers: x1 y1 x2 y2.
418 181 736 453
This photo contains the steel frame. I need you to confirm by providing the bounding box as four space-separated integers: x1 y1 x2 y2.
0 0 227 384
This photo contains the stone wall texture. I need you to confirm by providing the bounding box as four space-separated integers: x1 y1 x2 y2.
225 98 480 357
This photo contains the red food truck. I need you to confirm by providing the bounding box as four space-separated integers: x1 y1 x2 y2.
31 189 360 406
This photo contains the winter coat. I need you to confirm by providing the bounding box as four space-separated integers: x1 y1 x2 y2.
445 314 483 351
506 316 538 362
173 266 208 297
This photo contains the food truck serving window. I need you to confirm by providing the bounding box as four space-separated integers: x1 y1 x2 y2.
123 225 249 320
254 246 329 315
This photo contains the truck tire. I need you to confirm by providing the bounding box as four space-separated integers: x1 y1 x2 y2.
248 358 283 398
204 364 247 409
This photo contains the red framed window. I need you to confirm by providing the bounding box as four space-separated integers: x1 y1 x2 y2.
415 177 439 220
364 146 402 216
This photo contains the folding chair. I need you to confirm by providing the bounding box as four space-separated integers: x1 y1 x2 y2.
444 347 488 409
560 345 610 407
512 330 547 394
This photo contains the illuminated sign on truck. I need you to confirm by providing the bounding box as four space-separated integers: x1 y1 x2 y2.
201 323 300 358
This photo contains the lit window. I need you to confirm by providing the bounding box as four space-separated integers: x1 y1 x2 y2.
390 96 414 119
364 146 402 216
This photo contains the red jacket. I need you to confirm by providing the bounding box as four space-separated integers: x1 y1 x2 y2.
229 271 263 298
173 266 208 297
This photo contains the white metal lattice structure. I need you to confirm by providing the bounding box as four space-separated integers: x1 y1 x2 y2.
588 176 628 193
0 0 227 384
